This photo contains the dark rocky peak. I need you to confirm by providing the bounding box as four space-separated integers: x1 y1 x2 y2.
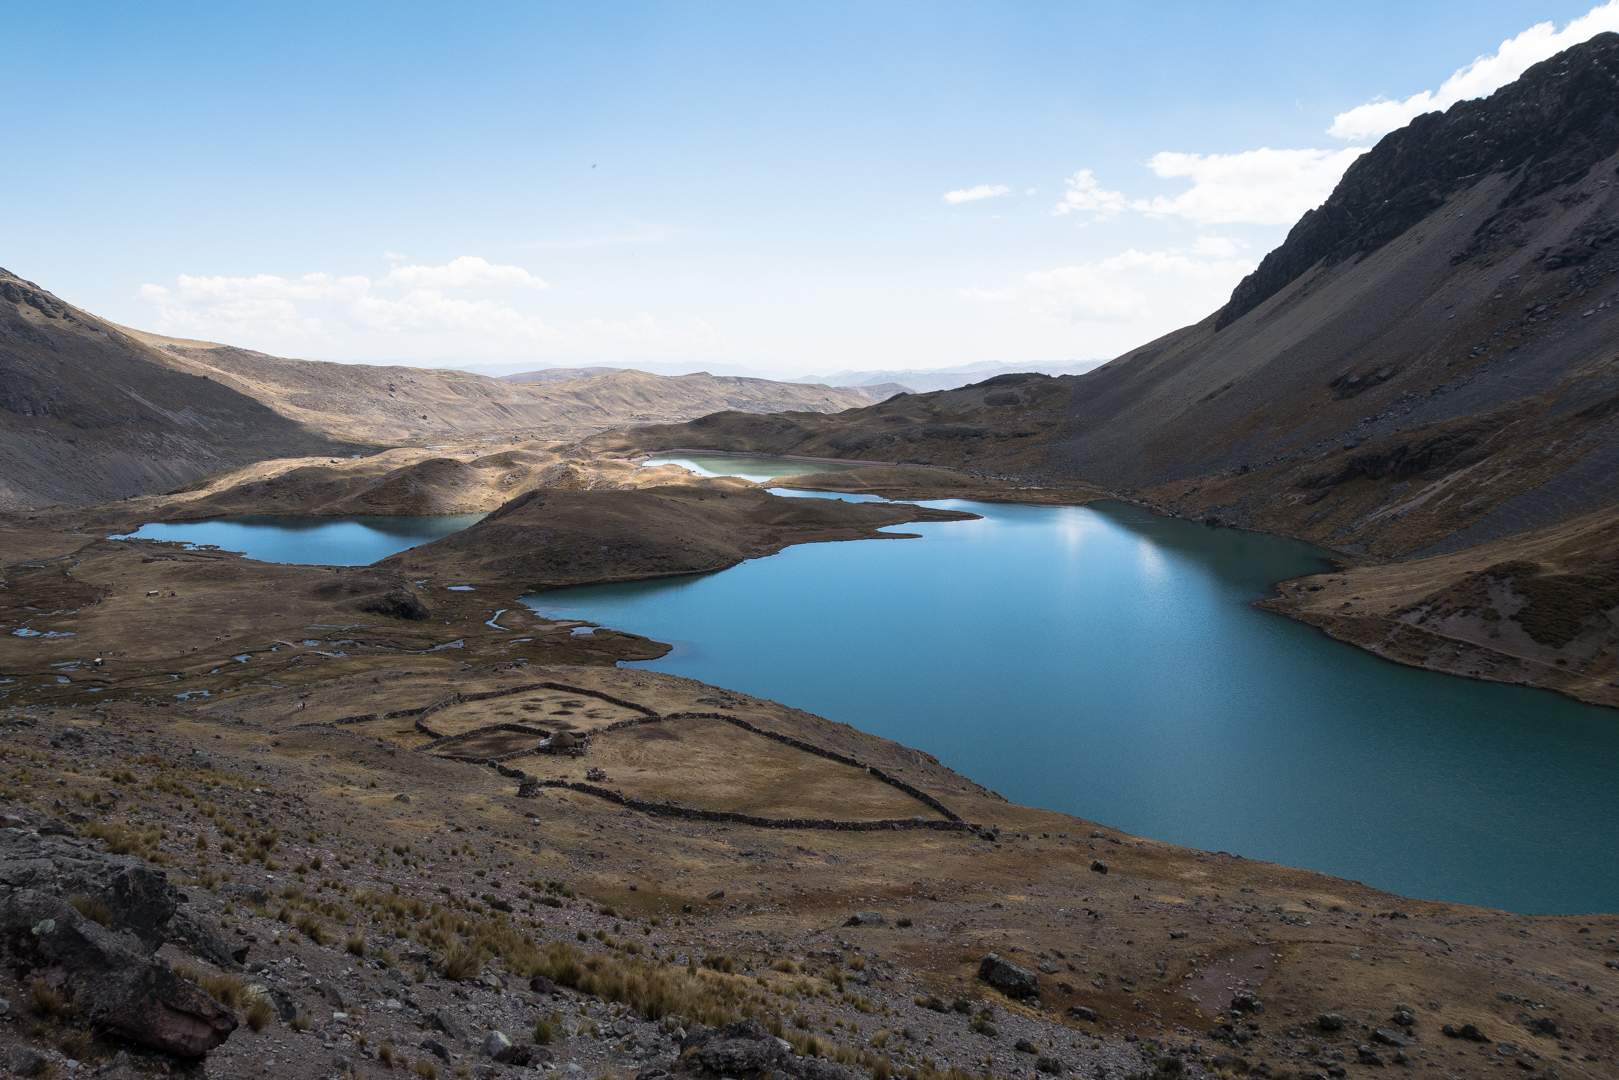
0 267 72 321
1218 31 1619 329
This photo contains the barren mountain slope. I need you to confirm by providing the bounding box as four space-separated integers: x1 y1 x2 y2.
0 270 877 513
0 271 356 512
584 371 1080 472
121 329 875 444
584 36 1619 707
1051 34 1619 556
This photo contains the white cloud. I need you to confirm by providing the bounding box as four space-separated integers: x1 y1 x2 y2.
136 256 724 362
943 184 1010 204
1329 1 1619 140
1051 170 1130 220
139 262 556 342
1053 149 1366 227
1133 147 1369 225
958 246 1256 325
381 250 408 260
380 255 548 291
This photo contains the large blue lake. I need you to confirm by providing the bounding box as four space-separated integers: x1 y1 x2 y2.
524 457 1619 915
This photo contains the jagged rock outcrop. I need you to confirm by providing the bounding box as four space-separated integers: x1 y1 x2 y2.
0 812 237 1056
1219 33 1619 328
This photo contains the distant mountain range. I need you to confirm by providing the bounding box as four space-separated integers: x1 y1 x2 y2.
788 359 1107 393
470 358 1106 395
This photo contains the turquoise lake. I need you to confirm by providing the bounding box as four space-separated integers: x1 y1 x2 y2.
115 514 486 565
520 457 1619 915
118 459 1619 914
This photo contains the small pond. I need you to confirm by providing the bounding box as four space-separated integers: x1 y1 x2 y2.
114 514 487 566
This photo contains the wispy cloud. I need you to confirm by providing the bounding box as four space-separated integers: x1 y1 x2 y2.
381 255 549 291
138 266 557 341
1051 170 1130 221
943 184 1010 204
1329 1 1619 141
959 246 1255 324
136 256 719 359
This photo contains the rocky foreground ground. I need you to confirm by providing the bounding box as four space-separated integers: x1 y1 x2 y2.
0 656 1615 1080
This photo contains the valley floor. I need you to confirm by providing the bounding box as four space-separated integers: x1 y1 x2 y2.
1 468 1617 1080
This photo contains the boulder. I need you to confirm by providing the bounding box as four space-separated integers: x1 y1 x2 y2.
1089 860 1108 874
517 1045 552 1066
693 1017 788 1075
0 890 235 1055
168 910 242 971
265 987 298 1022
978 953 1039 999
217 881 269 907
0 808 74 836
482 1030 518 1063
529 975 557 995
7 1045 47 1077
430 1009 468 1041
844 911 885 927
1230 992 1263 1014
1373 1028 1415 1048
0 818 236 1056
1066 1005 1099 1022
0 825 176 949
1319 1013 1347 1031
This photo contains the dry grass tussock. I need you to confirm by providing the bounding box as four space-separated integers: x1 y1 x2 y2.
201 974 247 1008
67 893 111 927
245 996 274 1032
527 940 751 1025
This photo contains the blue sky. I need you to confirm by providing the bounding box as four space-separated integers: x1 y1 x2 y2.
5 1 1614 376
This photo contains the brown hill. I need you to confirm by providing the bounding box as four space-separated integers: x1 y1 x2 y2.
378 476 976 590
583 370 1079 470
0 270 356 513
498 365 625 383
120 331 876 445
0 269 875 512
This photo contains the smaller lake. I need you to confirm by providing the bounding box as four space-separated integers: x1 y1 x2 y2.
114 514 486 566
642 454 868 483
